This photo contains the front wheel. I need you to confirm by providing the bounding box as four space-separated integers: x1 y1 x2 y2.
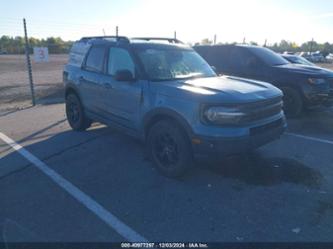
281 87 303 117
147 120 193 178
66 93 92 131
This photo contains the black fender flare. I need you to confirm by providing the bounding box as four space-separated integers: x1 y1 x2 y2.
65 83 82 100
142 107 194 139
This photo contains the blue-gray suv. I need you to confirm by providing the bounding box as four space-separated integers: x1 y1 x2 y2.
63 36 287 177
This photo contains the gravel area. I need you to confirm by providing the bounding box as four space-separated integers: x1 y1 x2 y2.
0 54 67 113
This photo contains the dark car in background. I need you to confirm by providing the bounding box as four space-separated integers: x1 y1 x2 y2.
194 45 333 116
326 53 333 63
300 51 326 63
282 54 315 66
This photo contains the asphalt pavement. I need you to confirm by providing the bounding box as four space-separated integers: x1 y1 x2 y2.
0 103 333 243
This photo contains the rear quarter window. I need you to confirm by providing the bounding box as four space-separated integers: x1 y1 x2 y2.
84 46 106 72
68 42 91 67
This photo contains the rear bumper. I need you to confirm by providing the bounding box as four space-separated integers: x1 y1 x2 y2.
192 117 287 158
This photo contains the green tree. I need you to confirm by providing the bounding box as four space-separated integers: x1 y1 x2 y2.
201 38 212 45
0 35 73 54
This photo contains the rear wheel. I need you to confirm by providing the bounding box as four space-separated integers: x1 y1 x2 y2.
281 87 303 117
66 93 92 131
147 120 193 178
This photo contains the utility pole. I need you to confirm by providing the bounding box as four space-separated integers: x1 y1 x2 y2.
23 18 35 106
116 26 119 37
213 34 217 45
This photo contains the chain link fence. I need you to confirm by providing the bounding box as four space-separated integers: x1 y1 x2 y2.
0 53 67 114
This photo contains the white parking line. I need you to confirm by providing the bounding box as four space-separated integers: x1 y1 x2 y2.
0 132 148 242
285 132 333 145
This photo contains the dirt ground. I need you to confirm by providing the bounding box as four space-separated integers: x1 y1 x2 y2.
317 63 333 70
0 54 67 113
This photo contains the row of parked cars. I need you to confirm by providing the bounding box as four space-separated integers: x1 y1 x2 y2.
295 51 333 63
63 36 332 177
282 51 332 63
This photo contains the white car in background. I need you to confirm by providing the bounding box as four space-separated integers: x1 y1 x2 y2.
326 53 333 63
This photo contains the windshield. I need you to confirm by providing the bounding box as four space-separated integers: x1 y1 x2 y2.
250 47 289 66
135 47 216 81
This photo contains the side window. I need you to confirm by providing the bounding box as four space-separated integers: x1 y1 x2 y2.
85 46 106 72
214 47 231 72
229 48 261 73
228 48 248 72
108 47 135 76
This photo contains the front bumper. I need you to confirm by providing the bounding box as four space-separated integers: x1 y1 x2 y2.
324 85 333 106
192 117 287 158
303 82 333 107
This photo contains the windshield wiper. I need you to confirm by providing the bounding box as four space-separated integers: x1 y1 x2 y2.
149 73 215 82
174 72 204 80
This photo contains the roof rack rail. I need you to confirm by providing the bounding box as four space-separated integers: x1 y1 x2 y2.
131 37 184 44
79 36 130 43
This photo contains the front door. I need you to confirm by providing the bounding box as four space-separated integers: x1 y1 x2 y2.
101 46 142 130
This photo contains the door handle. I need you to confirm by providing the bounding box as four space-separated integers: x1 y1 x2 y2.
103 82 113 89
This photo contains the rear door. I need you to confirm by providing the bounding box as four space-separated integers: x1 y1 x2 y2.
79 45 107 113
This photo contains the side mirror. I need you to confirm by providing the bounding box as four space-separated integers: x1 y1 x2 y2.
115 70 134 82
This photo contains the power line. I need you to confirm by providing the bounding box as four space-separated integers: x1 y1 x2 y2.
0 16 108 27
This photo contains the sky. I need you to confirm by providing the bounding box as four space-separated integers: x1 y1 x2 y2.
1 0 333 45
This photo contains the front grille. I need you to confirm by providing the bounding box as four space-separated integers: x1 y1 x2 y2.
328 78 333 91
238 96 283 124
328 78 333 86
250 118 283 136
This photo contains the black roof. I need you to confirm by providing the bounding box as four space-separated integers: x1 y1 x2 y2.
77 36 188 49
193 44 257 49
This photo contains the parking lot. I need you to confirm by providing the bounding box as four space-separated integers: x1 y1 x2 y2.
1 99 333 243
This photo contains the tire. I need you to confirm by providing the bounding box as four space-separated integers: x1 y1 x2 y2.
281 87 303 117
66 93 92 131
147 120 193 178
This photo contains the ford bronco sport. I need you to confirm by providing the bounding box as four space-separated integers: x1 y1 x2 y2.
63 36 286 177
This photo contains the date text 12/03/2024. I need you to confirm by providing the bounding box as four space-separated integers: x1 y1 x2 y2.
120 242 208 248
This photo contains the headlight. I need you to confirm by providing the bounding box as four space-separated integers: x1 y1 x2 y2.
308 78 326 85
203 106 245 125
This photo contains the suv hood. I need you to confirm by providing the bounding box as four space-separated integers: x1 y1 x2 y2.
274 63 333 77
153 76 282 104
